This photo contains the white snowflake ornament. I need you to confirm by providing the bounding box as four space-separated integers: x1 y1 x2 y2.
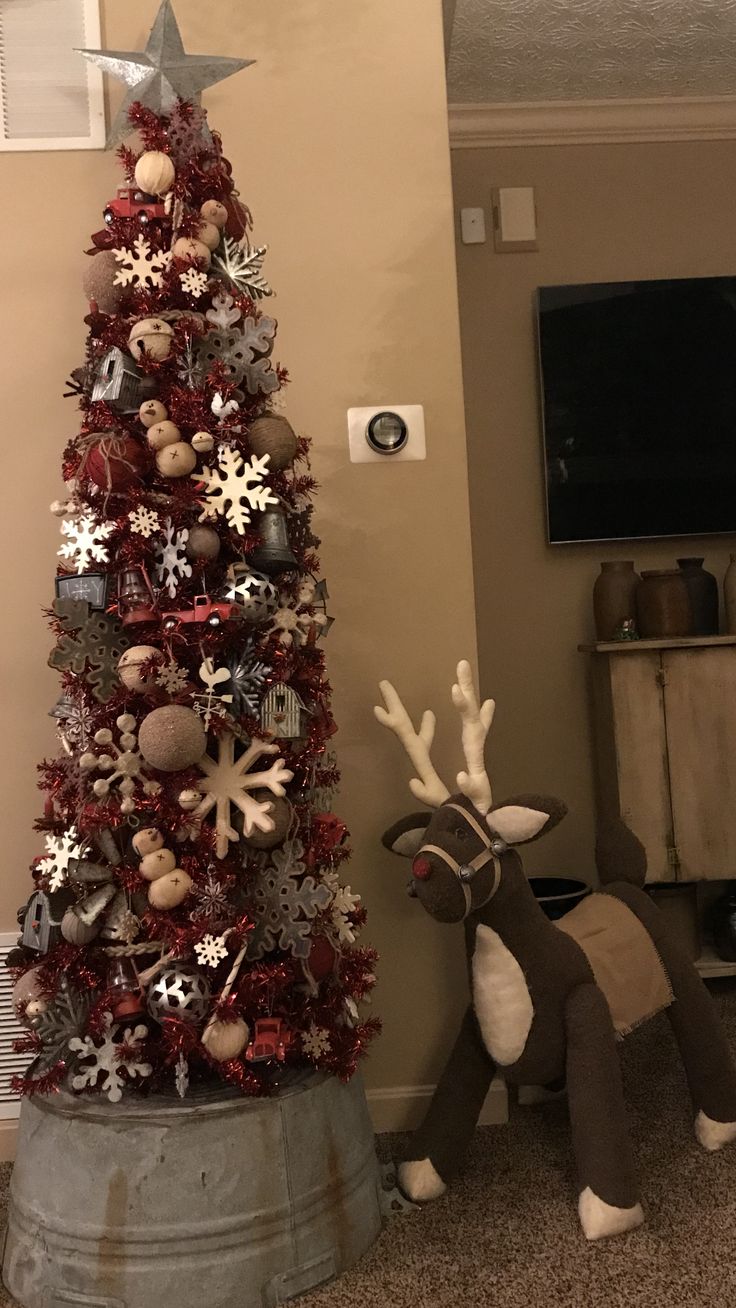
112 236 171 290
331 885 361 944
185 732 294 858
194 447 277 535
180 267 209 299
155 658 189 695
128 506 161 538
58 516 114 574
70 1014 151 1102
194 932 229 967
79 713 162 815
301 1024 332 1061
38 826 85 892
155 518 192 599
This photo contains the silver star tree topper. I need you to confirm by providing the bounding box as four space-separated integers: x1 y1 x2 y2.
78 0 254 148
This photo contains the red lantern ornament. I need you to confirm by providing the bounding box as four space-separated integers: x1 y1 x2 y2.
82 433 148 492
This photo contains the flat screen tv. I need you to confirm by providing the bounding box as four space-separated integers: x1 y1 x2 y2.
537 276 736 544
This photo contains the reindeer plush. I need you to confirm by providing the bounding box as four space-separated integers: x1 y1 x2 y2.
375 661 736 1240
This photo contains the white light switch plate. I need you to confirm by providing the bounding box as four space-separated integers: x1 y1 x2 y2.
347 405 426 463
460 207 486 244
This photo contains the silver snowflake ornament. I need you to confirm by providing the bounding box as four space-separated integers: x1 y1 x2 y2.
226 640 269 715
246 840 333 960
189 870 232 926
213 237 272 299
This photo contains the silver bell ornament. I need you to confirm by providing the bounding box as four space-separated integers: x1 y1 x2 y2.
248 506 299 575
146 964 211 1025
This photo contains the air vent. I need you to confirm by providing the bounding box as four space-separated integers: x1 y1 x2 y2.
0 0 104 151
0 932 30 1120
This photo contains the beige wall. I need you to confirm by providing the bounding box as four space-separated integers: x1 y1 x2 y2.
452 140 736 883
0 0 477 1100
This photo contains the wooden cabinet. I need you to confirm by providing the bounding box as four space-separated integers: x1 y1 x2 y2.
585 636 736 883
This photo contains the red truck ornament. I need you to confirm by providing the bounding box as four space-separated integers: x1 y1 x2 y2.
244 1017 294 1064
104 187 168 229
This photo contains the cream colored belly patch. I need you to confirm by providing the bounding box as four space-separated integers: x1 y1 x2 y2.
472 923 533 1066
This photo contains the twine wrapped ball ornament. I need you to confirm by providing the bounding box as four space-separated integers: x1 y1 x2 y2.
139 399 168 428
202 1018 250 1062
61 906 100 946
118 645 163 692
82 433 147 492
200 199 228 230
156 442 197 478
172 237 211 269
146 420 181 451
147 963 210 1024
138 705 206 772
185 523 220 561
134 150 175 196
128 318 174 362
82 250 125 314
248 416 298 472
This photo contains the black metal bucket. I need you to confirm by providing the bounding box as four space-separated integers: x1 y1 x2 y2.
529 876 591 921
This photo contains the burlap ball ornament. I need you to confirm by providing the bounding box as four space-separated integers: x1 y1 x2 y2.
138 705 206 772
118 645 163 692
82 250 125 314
239 791 292 850
172 237 211 268
248 416 298 472
185 523 220 561
134 150 175 195
202 1018 250 1062
156 442 197 478
82 433 147 491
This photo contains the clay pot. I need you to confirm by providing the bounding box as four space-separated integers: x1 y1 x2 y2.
593 561 640 641
636 570 693 639
677 558 718 636
725 555 736 635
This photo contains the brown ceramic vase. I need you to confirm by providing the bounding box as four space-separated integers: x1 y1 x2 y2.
636 569 693 639
593 561 640 640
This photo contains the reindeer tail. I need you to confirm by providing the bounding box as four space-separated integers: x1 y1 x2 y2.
595 815 647 888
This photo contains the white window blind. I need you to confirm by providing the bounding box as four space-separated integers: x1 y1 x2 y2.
0 0 104 150
0 933 31 1119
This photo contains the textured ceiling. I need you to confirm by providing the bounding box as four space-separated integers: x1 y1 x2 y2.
447 0 736 103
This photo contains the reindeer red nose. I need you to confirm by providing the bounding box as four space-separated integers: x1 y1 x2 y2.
412 856 431 881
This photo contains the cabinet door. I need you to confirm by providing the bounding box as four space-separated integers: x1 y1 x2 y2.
663 648 736 880
594 653 673 882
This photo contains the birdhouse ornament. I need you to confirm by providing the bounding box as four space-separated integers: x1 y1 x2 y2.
260 685 310 740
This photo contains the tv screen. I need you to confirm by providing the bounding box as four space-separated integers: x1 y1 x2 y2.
537 276 736 544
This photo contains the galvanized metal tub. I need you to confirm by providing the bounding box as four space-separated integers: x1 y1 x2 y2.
2 1071 382 1308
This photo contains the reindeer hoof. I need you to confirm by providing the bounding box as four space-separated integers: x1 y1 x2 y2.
578 1187 644 1240
695 1110 736 1152
398 1157 447 1203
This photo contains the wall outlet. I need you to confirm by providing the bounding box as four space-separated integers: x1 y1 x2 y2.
347 405 426 463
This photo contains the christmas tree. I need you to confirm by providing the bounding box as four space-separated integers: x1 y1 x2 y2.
10 2 378 1102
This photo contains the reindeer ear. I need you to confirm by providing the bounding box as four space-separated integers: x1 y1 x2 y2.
487 794 567 846
382 813 432 859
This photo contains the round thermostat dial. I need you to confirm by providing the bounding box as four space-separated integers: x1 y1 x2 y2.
365 411 409 455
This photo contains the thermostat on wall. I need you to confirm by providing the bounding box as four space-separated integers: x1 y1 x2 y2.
347 405 426 463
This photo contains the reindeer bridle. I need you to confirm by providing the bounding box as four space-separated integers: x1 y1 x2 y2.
419 803 505 917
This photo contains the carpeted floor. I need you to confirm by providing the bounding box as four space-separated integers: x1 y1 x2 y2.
4 985 736 1307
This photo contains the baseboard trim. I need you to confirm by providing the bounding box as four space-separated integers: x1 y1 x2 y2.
449 95 736 148
0 1120 18 1163
367 1075 508 1133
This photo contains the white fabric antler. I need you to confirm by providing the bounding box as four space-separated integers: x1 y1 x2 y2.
374 681 450 809
451 660 495 815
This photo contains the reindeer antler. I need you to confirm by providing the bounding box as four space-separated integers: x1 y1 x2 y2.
374 680 450 808
451 660 495 815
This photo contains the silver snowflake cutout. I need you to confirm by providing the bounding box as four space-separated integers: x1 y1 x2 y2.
213 236 272 299
38 826 85 892
246 839 333 960
193 446 278 535
225 640 269 715
189 870 232 926
155 518 192 599
206 291 241 331
69 1013 151 1102
58 516 114 573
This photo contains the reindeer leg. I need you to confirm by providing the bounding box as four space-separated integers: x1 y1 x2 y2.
565 982 644 1240
606 883 736 1149
399 1005 496 1202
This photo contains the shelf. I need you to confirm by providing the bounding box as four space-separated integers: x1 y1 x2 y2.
579 635 736 654
695 947 736 979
